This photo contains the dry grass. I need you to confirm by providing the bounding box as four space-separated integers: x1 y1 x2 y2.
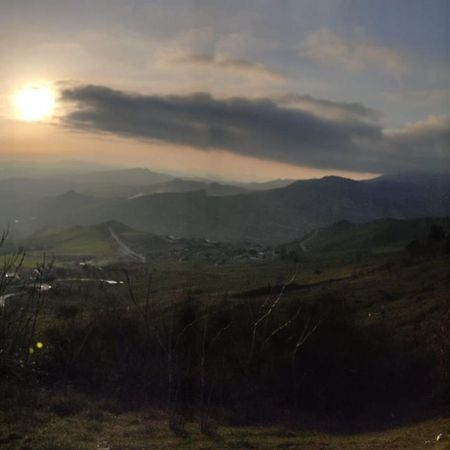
1 405 449 449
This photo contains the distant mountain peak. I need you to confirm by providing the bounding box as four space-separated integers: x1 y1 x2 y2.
320 175 356 184
287 175 355 190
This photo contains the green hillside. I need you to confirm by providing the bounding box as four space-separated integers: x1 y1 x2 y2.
24 221 145 259
295 217 450 254
19 221 265 265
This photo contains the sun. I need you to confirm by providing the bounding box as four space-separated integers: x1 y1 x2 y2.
14 85 55 121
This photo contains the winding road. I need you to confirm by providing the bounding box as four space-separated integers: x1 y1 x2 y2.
109 227 146 263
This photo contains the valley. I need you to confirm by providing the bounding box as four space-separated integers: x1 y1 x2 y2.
1 168 449 449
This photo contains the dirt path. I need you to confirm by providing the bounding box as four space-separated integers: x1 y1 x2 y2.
109 227 146 263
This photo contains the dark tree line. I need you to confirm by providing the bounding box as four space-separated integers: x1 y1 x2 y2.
25 284 440 431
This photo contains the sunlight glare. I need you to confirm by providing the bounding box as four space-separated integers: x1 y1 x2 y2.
15 85 55 121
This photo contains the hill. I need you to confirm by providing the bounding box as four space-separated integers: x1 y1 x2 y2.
286 217 450 255
127 178 249 198
0 168 175 199
25 221 144 260
237 178 295 190
0 170 248 199
3 172 450 244
21 221 270 265
111 174 450 243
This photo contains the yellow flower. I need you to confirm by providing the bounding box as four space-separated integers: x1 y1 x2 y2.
36 341 44 350
29 347 34 354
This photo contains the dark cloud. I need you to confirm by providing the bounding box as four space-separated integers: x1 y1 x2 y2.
276 93 382 123
383 116 450 170
59 84 448 173
386 116 450 150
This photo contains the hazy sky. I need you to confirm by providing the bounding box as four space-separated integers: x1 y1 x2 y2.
0 0 449 180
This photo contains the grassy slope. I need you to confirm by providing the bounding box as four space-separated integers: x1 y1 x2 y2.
7 217 449 268
20 222 155 261
30 216 449 261
2 223 449 448
296 217 450 254
1 402 448 449
1 255 449 449
33 226 114 256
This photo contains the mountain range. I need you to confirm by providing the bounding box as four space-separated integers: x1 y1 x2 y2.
1 169 449 244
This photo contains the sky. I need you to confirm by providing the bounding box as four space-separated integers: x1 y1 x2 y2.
0 0 449 181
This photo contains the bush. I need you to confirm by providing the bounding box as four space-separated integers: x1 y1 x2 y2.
20 286 445 424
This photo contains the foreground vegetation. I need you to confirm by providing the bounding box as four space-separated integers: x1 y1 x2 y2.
1 223 449 449
1 393 449 449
